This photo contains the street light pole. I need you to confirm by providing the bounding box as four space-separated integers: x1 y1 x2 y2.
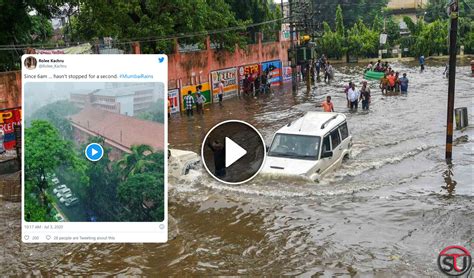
445 0 459 163
289 0 297 93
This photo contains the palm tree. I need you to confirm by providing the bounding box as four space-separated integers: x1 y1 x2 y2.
117 144 155 179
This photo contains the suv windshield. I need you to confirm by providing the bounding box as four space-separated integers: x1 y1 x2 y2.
268 134 321 160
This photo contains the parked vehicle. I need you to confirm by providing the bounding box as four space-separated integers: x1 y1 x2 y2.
53 184 67 194
261 112 352 181
51 177 60 185
65 197 79 207
56 188 71 198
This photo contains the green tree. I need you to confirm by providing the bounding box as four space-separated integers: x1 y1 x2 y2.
137 98 165 123
224 0 281 43
318 22 345 59
314 0 388 29
346 20 379 58
28 100 80 139
25 121 76 199
73 0 254 53
117 144 157 179
335 5 345 37
118 172 165 222
24 120 88 222
413 19 449 56
0 1 61 70
77 136 122 221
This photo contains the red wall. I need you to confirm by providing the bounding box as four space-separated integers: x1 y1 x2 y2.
0 71 22 110
168 32 290 89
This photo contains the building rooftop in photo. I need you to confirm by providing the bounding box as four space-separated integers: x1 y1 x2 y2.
69 107 164 151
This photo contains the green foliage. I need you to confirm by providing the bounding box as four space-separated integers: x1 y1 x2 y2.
25 121 76 189
24 181 54 222
413 20 449 56
118 172 165 222
0 1 60 70
72 0 280 53
314 0 389 28
346 20 379 58
318 22 345 59
24 120 87 221
335 5 345 37
28 100 80 139
137 99 165 123
224 0 281 43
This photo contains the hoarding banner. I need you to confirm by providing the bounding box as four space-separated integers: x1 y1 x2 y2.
238 64 261 94
282 66 292 82
168 89 180 114
210 67 238 101
262 60 282 86
0 107 21 150
180 83 212 111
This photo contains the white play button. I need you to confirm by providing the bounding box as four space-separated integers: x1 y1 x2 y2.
201 120 266 184
91 149 98 156
225 137 247 167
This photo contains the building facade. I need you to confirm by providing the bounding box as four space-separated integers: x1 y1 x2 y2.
70 84 164 116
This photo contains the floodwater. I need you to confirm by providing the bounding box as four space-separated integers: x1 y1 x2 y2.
2 60 473 276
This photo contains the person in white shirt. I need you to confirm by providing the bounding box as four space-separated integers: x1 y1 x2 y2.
347 83 360 110
217 80 224 104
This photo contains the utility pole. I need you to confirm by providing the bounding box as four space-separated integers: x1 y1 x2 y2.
289 0 297 93
445 0 459 163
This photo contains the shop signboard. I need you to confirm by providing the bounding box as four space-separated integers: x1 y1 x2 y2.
168 89 180 114
261 60 282 86
180 83 212 111
0 107 21 150
210 67 238 101
238 63 261 94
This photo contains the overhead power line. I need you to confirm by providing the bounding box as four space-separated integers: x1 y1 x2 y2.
0 17 288 51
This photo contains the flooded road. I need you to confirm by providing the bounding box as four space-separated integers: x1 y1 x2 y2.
3 60 473 276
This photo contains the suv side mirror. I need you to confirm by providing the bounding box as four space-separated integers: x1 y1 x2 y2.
321 150 333 158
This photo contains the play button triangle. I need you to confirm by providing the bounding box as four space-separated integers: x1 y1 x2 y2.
225 137 247 168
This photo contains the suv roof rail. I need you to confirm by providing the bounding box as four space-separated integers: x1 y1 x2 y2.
320 115 338 129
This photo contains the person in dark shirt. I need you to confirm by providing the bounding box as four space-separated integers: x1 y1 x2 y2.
207 140 225 177
360 81 371 110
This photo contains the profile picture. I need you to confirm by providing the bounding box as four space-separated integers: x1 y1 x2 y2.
24 56 37 70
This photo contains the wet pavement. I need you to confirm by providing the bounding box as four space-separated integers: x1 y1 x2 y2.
2 60 473 276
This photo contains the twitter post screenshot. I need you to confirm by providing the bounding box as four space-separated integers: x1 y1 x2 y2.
21 55 168 243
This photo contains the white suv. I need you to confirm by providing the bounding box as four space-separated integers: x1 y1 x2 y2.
261 112 352 181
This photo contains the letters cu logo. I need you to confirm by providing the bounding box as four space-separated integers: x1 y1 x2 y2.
438 245 472 276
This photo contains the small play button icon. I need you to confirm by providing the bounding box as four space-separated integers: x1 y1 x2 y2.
225 137 247 167
85 143 104 162
202 120 266 184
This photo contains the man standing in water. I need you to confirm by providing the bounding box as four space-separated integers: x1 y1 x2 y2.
195 91 206 115
347 83 360 110
184 91 195 117
217 80 224 105
324 62 333 83
419 55 425 72
319 96 335 112
399 73 409 94
360 81 371 110
207 140 225 177
343 82 353 108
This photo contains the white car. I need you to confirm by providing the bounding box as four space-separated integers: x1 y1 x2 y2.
53 184 67 194
56 188 71 198
51 177 60 185
65 197 79 207
261 112 352 181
